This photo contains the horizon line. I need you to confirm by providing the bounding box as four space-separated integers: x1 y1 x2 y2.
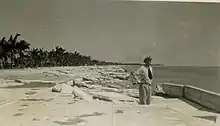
118 0 220 3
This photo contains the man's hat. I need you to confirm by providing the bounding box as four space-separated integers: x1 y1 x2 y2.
143 56 152 63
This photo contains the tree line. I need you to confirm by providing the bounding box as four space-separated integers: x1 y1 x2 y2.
0 33 113 69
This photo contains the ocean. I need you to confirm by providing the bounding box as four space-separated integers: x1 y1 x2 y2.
122 65 220 94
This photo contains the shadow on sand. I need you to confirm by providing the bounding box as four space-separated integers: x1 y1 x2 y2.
0 82 56 89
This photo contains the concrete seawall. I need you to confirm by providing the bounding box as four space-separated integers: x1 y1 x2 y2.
160 83 184 98
184 85 220 113
160 83 220 113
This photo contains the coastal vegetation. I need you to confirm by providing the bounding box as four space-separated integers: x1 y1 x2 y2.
0 33 112 69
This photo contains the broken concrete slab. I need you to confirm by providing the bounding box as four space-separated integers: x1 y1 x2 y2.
13 79 56 85
92 94 112 102
72 85 93 102
154 84 165 95
42 71 60 77
89 91 138 104
68 80 91 89
108 73 130 80
51 84 62 93
52 83 76 96
61 84 75 94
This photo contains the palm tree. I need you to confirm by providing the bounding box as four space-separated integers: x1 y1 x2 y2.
48 49 56 66
32 48 42 67
41 49 49 66
0 37 7 68
72 51 80 66
15 40 30 67
54 46 66 66
35 48 49 67
5 33 22 68
0 37 13 68
1 33 108 68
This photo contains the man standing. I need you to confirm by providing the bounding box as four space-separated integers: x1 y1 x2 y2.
131 56 153 105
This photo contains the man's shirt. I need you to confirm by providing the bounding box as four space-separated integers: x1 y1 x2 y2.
132 65 153 85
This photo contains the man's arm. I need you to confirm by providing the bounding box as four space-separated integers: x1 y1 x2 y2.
138 66 153 84
130 72 138 85
131 67 142 85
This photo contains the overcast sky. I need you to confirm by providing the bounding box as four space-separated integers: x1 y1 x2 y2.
0 0 220 66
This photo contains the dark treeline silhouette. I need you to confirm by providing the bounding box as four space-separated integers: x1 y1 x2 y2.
0 33 114 69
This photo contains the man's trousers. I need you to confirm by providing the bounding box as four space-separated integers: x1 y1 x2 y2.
139 84 152 105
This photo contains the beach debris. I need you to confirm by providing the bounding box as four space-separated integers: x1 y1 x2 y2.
92 94 113 102
52 84 62 93
43 71 60 77
154 84 165 95
61 84 75 94
72 85 93 102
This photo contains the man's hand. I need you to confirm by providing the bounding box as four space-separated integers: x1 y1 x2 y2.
130 72 139 85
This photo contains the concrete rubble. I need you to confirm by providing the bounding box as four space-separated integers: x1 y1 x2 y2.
52 83 73 94
51 84 62 93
